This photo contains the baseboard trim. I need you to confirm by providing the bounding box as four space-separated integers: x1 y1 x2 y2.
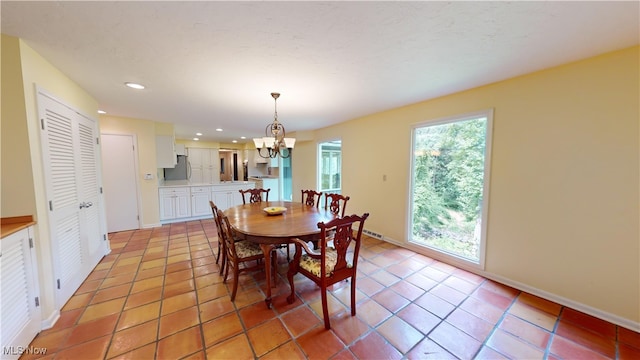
377 236 640 332
142 222 162 229
485 272 640 333
41 309 60 330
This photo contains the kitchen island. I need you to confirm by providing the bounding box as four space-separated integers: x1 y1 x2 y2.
158 181 255 223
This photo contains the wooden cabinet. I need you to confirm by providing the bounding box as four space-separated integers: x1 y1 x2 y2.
1 226 41 357
159 187 191 220
187 148 219 183
190 186 211 217
156 135 177 168
211 183 254 211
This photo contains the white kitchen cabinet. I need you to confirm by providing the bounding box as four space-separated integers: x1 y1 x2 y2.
156 135 177 168
253 149 268 164
187 148 220 183
191 186 212 217
1 226 41 359
159 187 191 220
211 183 254 211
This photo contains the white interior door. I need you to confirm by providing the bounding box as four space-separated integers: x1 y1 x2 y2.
101 134 140 232
38 89 108 308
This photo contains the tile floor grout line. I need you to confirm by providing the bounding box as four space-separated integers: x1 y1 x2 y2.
469 279 521 359
28 220 639 360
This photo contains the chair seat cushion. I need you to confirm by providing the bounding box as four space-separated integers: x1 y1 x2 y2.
235 240 263 259
299 248 351 277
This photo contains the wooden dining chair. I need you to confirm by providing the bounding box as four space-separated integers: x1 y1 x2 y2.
324 193 350 217
210 201 224 270
301 189 323 208
286 213 369 329
239 188 270 204
217 211 276 301
210 200 245 275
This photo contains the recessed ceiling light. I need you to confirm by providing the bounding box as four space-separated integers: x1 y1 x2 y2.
240 136 246 139
232 140 238 143
215 128 223 132
196 132 203 136
125 82 145 90
193 137 199 141
97 110 106 114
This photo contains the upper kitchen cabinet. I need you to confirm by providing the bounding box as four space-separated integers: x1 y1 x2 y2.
187 147 220 184
156 135 177 168
254 149 268 164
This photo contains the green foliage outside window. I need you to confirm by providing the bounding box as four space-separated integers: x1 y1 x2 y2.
412 117 488 261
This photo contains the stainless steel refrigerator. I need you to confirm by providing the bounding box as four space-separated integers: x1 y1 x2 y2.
163 155 190 180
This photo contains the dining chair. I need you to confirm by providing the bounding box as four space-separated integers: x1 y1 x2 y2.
239 188 270 204
210 201 224 269
210 201 245 275
217 211 276 301
301 189 323 208
324 193 350 217
286 212 369 329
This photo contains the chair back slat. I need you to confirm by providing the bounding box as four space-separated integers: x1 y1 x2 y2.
324 193 350 217
217 212 237 261
239 188 270 204
301 189 322 208
318 213 368 276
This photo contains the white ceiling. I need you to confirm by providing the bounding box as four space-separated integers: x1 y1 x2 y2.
2 1 638 144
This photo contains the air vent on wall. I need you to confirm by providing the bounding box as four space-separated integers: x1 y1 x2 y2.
363 229 384 240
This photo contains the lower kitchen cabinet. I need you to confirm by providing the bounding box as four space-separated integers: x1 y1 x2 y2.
159 183 256 222
159 187 191 220
211 183 255 211
191 186 212 217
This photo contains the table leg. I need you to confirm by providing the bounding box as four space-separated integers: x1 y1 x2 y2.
259 243 276 308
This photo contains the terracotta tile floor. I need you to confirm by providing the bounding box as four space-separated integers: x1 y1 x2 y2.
25 219 640 359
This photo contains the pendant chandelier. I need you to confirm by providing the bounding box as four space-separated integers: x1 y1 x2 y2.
253 92 296 159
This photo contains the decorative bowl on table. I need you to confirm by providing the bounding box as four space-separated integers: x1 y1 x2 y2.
263 206 287 216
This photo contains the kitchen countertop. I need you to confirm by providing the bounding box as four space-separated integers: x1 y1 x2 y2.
159 180 256 188
248 176 278 180
1 215 36 239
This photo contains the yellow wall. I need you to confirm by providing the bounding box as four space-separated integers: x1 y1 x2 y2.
1 35 35 217
1 35 101 323
294 46 640 328
100 115 161 226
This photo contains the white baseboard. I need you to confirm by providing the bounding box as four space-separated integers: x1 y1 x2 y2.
142 222 162 229
485 272 640 333
40 310 60 330
377 236 640 332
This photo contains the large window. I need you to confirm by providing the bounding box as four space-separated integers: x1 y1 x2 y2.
409 111 492 266
319 140 341 193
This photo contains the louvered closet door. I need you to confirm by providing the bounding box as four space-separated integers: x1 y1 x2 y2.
38 91 107 308
0 227 40 358
77 116 104 260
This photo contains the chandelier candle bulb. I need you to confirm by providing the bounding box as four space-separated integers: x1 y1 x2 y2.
254 92 296 159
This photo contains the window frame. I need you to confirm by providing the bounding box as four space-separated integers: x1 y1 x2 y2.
317 139 342 194
407 109 494 269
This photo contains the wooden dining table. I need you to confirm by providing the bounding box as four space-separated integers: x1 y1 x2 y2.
224 201 337 308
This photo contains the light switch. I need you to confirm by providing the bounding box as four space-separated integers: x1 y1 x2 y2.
144 173 154 180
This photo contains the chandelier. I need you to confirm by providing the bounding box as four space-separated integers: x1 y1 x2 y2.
253 92 296 159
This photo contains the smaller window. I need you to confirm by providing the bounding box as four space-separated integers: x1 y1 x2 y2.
318 140 342 193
